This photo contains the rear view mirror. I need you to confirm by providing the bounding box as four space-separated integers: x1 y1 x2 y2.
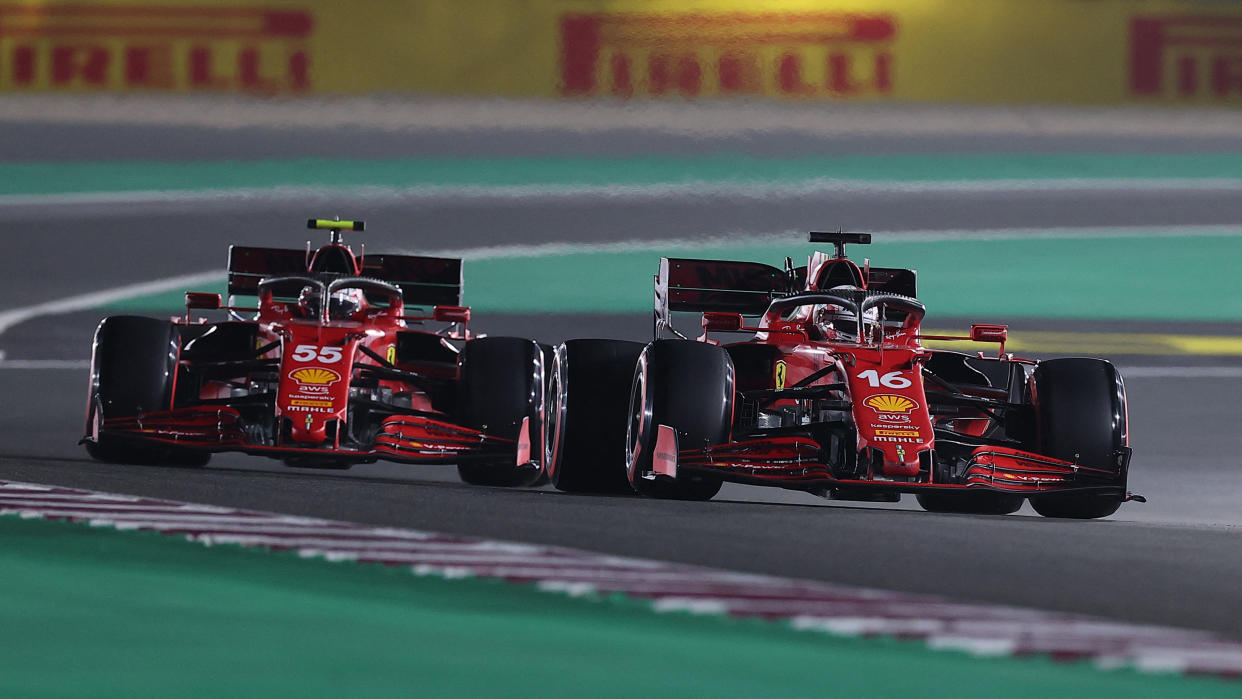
433 305 471 324
702 312 744 332
185 292 221 310
969 324 1008 343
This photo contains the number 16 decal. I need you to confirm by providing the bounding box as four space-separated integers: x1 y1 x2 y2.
857 369 912 389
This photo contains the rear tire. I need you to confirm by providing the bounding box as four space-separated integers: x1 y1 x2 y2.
457 336 544 487
84 316 210 467
625 340 731 501
544 339 644 494
1027 358 1127 520
916 492 1024 515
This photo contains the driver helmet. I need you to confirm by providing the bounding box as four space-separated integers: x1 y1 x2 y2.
296 285 320 318
814 286 877 342
328 288 365 320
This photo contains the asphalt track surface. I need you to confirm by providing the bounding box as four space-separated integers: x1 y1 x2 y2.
2 114 1241 640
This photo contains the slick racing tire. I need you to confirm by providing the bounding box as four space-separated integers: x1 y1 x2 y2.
1028 358 1128 520
457 336 544 487
625 340 731 501
84 315 210 467
544 339 645 494
915 492 1024 516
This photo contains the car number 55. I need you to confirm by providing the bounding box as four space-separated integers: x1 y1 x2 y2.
291 344 342 363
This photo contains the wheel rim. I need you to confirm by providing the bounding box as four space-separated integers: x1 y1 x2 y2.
625 355 649 482
544 351 567 481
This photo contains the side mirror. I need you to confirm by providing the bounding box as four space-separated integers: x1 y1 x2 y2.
185 292 221 310
433 305 471 324
702 312 744 333
969 324 1008 343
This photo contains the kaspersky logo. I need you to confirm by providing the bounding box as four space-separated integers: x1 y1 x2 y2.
559 12 895 99
864 394 917 414
289 367 341 387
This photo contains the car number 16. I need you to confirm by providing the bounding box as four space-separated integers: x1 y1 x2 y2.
857 369 912 389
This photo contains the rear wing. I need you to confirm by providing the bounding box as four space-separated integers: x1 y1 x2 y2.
799 264 918 298
655 258 797 336
654 256 918 337
227 247 310 296
359 254 462 307
227 246 463 306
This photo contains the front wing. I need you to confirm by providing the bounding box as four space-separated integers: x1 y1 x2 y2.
647 435 1135 499
87 406 530 466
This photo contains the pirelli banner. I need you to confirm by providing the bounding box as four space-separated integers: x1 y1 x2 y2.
0 0 1239 104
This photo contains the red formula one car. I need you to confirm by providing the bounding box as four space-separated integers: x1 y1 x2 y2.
83 218 544 487
545 232 1142 518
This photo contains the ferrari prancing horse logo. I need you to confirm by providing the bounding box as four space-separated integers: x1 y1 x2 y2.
774 361 787 390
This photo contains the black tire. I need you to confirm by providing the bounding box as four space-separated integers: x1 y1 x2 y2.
916 492 1024 515
456 336 544 487
625 340 731 501
84 316 210 467
544 339 645 494
1028 358 1128 520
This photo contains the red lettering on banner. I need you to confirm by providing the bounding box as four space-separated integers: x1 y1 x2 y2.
51 45 108 86
0 4 313 93
1131 15 1242 99
560 12 897 99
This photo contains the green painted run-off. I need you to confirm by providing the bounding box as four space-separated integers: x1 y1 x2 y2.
1 514 1235 698
5 153 1242 194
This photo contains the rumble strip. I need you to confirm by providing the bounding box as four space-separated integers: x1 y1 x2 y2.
2 479 1239 679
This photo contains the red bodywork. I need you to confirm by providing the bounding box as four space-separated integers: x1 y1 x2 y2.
643 239 1135 502
84 227 538 474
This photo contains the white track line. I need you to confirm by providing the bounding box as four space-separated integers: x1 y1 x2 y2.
4 95 1242 139
0 270 218 336
6 178 1242 211
4 478 1242 678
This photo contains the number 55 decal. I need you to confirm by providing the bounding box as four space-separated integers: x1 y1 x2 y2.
857 369 912 389
291 344 343 363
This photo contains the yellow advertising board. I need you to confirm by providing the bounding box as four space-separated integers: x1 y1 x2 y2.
0 0 1239 105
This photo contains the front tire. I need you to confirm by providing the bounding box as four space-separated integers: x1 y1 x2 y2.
457 336 544 487
1027 358 1128 520
545 339 645 494
84 316 209 467
625 340 732 501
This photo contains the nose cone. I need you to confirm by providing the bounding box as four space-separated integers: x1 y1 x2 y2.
290 415 329 444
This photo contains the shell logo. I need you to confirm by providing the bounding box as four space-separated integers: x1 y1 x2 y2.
289 367 341 386
864 394 917 414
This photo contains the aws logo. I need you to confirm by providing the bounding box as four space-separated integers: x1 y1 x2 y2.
288 367 341 387
863 394 917 414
